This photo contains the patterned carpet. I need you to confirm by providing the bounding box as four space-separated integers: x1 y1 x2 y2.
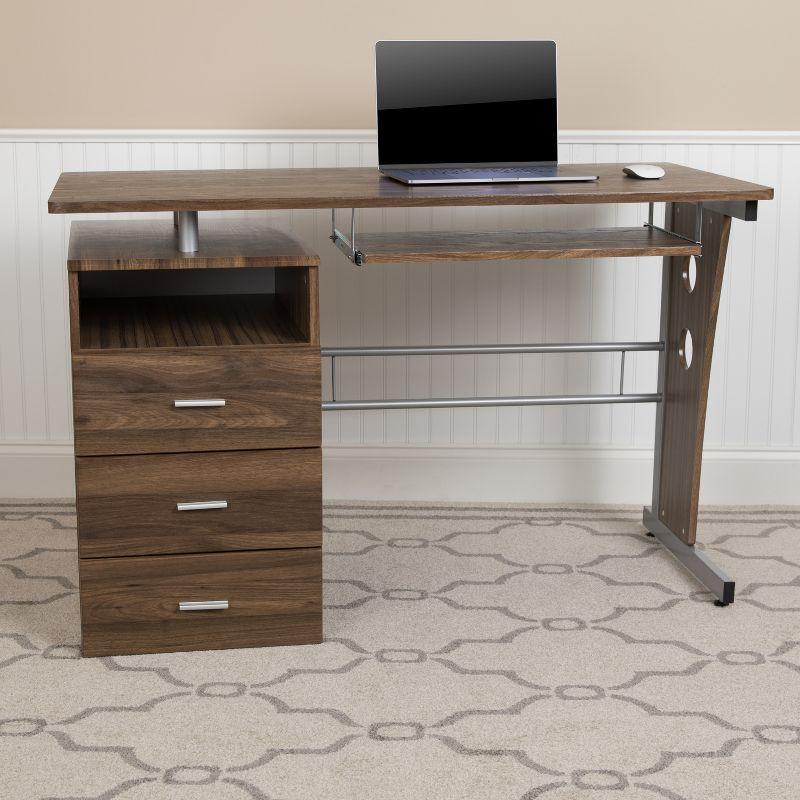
2 501 800 800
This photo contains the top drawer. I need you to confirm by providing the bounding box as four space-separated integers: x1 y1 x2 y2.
72 347 320 456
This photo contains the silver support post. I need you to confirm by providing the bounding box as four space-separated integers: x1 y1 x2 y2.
619 350 626 395
694 204 703 245
331 356 336 403
650 210 675 516
647 202 654 227
175 210 199 253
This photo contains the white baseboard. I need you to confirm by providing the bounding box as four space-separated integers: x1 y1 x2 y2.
0 443 76 499
4 442 798 505
324 446 800 505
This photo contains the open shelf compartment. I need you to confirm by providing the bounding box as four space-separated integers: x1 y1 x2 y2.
79 293 308 349
77 266 316 350
346 226 701 265
68 219 319 351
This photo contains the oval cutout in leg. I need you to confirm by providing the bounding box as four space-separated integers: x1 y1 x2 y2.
678 328 694 370
682 256 698 294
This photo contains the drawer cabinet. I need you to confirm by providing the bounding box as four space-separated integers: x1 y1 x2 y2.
79 548 322 656
67 220 323 656
76 448 322 557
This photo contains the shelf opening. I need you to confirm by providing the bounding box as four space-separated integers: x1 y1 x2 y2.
78 267 314 350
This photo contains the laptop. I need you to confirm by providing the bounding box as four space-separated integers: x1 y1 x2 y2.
376 40 598 185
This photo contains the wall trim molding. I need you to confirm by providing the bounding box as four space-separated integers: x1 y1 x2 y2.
324 443 800 461
5 441 798 458
324 446 800 505
4 442 798 503
2 129 800 145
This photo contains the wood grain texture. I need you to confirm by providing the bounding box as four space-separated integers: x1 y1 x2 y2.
67 219 320 271
655 204 731 544
68 273 80 354
76 448 321 558
72 347 321 456
79 548 322 656
276 266 319 345
48 163 773 213
307 266 320 345
79 295 307 349
355 226 702 264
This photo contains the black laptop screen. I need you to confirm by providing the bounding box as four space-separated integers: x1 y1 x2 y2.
376 41 558 167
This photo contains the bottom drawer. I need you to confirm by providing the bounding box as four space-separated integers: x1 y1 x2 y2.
79 548 322 656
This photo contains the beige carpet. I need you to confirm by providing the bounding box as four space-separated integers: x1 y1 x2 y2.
2 501 800 800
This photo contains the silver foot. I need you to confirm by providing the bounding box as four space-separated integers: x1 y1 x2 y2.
643 506 734 605
174 210 199 253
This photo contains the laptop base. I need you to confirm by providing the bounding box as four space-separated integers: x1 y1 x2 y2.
381 166 599 185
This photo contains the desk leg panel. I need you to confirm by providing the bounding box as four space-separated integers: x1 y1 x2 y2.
651 204 731 546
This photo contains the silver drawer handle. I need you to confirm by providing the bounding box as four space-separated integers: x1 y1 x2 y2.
176 500 228 512
174 399 226 408
179 600 229 612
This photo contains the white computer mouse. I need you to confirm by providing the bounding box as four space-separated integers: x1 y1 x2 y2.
623 164 666 180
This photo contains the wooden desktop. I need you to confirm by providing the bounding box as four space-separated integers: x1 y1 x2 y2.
49 163 773 655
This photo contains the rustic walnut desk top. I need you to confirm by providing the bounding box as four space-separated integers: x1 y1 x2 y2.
48 163 773 213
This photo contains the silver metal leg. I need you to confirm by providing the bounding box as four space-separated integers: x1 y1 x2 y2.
644 203 734 606
175 210 199 253
643 507 734 605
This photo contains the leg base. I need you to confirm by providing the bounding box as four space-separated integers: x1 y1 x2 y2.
714 600 730 607
643 506 734 605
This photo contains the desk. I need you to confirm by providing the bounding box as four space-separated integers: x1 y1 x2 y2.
49 163 773 655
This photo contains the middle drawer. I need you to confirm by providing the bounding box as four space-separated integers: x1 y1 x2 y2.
76 448 321 558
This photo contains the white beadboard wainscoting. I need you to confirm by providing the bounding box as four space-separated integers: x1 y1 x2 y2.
0 130 799 502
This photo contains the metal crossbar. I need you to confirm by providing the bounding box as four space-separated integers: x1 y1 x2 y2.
323 393 661 412
322 341 663 411
322 342 663 358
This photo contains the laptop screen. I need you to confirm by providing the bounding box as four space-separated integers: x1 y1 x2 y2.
376 41 558 167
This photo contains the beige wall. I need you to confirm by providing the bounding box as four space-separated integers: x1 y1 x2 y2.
0 0 797 130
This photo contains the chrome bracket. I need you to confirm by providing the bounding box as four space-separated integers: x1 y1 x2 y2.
644 202 703 249
330 209 363 266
